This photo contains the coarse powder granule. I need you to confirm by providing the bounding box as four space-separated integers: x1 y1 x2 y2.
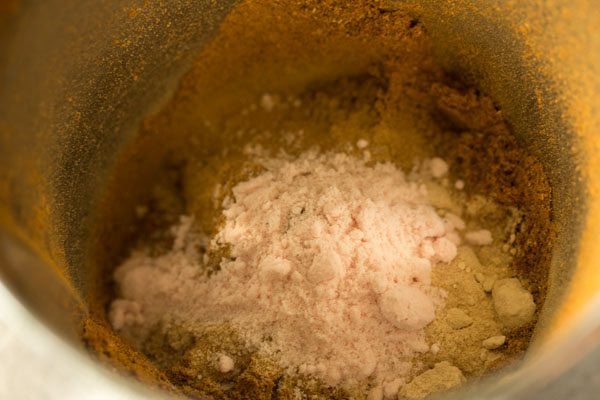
110 150 468 393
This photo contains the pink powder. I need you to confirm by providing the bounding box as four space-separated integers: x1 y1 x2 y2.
110 151 460 392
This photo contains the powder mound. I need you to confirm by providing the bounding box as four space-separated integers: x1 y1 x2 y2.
110 151 459 389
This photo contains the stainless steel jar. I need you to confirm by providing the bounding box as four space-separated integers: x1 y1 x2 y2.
1 1 599 398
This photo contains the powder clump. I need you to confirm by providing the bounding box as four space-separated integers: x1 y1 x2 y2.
492 278 536 330
218 354 236 373
482 335 507 350
445 307 473 330
399 361 466 399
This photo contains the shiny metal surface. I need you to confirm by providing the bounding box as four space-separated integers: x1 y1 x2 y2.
0 279 168 400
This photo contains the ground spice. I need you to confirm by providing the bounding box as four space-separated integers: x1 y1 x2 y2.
106 90 538 398
82 0 554 398
110 149 464 392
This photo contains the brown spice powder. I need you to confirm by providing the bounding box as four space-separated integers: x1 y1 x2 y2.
82 1 554 398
